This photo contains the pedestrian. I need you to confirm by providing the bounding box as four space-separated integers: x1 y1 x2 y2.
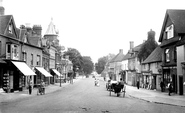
168 82 172 96
119 78 124 92
160 81 164 92
136 80 140 89
28 79 32 95
41 80 45 94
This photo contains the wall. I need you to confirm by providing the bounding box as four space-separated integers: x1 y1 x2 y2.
177 45 185 94
49 46 56 69
22 44 42 67
22 44 42 86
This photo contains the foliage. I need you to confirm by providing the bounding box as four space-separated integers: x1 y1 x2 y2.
63 48 83 71
138 29 158 62
95 54 115 74
81 56 94 75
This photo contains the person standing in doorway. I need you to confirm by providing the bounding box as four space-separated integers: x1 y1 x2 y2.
137 80 140 89
28 78 32 95
168 82 172 96
160 81 164 92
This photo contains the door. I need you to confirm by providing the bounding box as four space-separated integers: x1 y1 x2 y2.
179 76 183 95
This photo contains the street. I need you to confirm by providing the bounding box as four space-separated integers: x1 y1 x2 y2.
0 77 185 113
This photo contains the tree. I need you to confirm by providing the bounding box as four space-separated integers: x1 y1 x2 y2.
63 48 83 74
95 56 108 74
81 56 94 75
138 29 158 62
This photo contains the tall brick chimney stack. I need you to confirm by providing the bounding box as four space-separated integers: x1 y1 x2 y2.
0 0 5 15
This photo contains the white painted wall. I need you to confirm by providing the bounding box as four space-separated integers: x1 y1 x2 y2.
177 45 185 94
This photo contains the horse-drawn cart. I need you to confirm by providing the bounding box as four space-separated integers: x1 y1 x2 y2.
109 81 126 97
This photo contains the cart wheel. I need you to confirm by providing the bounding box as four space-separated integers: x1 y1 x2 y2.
123 92 125 97
123 86 126 98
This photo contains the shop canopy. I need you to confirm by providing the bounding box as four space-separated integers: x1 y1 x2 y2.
11 61 36 76
35 67 52 77
51 69 63 77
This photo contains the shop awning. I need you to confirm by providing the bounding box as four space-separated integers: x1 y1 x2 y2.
35 67 52 77
52 69 63 77
11 61 36 76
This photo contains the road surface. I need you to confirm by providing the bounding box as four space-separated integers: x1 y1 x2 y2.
0 77 185 113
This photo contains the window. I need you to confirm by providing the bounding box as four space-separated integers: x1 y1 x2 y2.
174 48 177 62
165 49 170 62
8 23 12 34
13 45 18 58
31 54 33 65
165 24 174 39
23 52 27 62
36 55 41 66
7 44 11 53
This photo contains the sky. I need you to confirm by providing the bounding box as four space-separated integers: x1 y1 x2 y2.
2 0 185 63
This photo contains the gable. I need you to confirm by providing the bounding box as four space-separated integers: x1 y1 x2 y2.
0 15 11 34
4 16 18 39
159 10 185 42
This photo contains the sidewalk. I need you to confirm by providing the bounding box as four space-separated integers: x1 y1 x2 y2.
0 76 83 103
126 85 185 107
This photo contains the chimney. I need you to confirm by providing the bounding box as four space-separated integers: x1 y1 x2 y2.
119 49 123 54
33 25 42 36
147 29 155 41
25 23 32 35
0 0 5 15
130 41 134 49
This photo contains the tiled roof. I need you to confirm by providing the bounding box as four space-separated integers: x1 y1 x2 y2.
168 10 185 33
133 43 143 52
109 52 124 63
122 53 130 60
27 36 40 47
159 9 185 42
142 46 162 64
128 43 143 59
0 15 12 34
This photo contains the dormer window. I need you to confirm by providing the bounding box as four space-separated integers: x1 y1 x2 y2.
8 23 13 34
165 24 174 39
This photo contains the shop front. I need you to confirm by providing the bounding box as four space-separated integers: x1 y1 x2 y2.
3 60 36 92
162 67 177 93
34 67 52 86
50 69 63 83
142 71 152 89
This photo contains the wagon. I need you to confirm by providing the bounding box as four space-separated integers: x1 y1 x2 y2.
109 82 126 97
